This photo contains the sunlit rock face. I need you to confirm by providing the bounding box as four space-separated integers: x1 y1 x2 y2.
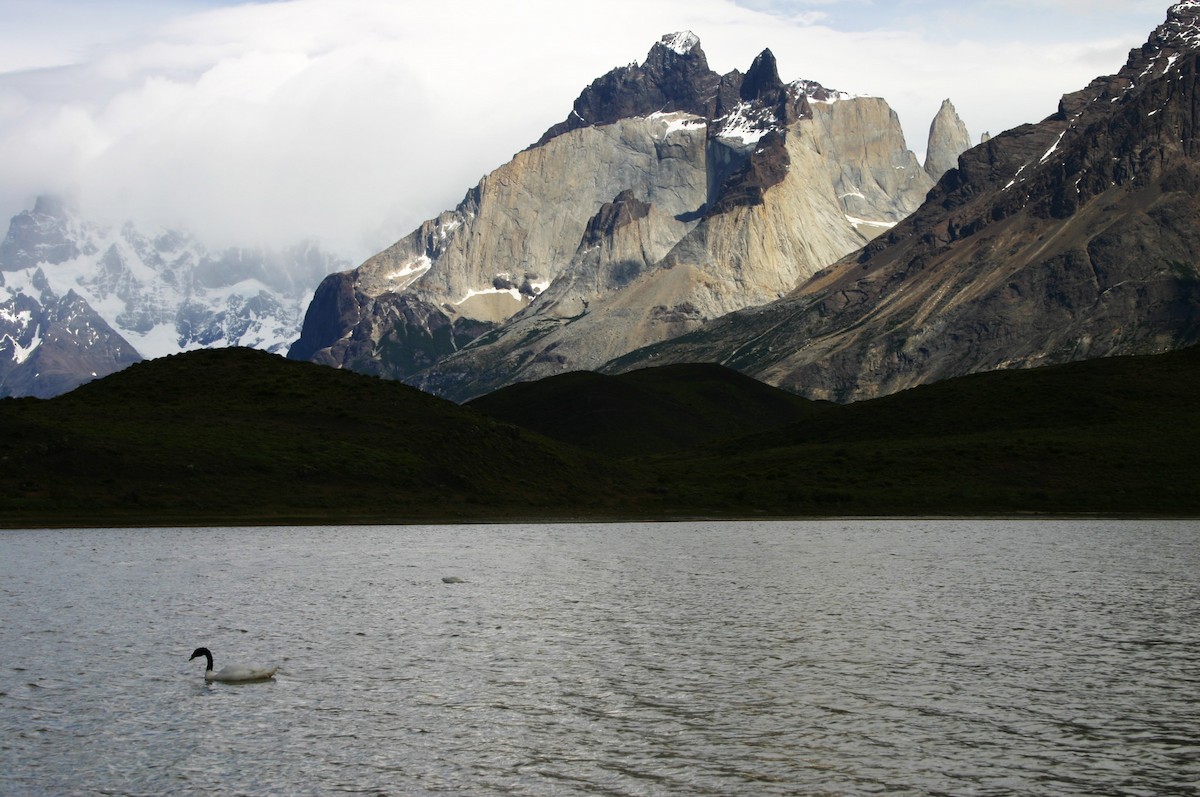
291 33 936 400
606 3 1200 402
924 99 973 181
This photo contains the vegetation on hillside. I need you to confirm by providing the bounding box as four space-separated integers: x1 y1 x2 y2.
2 346 1198 527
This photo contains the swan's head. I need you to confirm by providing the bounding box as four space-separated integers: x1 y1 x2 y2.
190 647 215 672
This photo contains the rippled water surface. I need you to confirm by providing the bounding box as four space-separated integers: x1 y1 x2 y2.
2 520 1198 795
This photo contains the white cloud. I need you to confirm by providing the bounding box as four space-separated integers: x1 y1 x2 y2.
0 0 1173 264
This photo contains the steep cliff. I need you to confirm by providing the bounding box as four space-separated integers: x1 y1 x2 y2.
288 107 712 377
607 3 1200 402
292 34 937 398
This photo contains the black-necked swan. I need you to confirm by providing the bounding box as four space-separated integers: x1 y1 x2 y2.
189 647 278 683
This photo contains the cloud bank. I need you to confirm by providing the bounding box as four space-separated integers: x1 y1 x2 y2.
0 0 1169 262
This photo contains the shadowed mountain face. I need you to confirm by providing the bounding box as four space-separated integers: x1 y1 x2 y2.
290 33 956 401
608 3 1200 402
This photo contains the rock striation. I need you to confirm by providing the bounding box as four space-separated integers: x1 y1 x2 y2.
291 33 948 400
607 2 1200 402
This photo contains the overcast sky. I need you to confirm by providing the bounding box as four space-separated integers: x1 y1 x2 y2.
0 0 1173 262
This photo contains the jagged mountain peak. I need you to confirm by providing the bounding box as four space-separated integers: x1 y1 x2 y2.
658 31 702 57
292 31 937 399
1110 1 1200 88
924 98 971 180
604 1 1200 403
741 48 784 102
535 33 856 152
0 194 88 272
643 30 711 72
533 32 722 147
31 195 71 219
1156 1 1200 49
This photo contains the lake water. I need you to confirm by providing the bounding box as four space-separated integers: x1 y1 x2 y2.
1 520 1198 796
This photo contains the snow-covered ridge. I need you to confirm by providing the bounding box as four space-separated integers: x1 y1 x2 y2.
1001 2 1197 201
713 78 854 146
1 200 345 365
792 80 855 104
0 303 36 364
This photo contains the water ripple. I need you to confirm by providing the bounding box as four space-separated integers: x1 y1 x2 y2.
1 520 1198 795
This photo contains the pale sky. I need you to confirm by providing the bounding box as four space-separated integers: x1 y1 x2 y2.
0 0 1172 262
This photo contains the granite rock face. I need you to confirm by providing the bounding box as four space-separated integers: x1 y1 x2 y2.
606 3 1200 402
924 99 973 180
291 33 938 399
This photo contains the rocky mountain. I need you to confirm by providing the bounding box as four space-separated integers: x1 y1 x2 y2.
0 197 345 398
290 33 967 401
924 99 972 179
606 2 1200 402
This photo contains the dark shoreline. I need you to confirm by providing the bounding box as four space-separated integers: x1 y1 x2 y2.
5 511 1197 532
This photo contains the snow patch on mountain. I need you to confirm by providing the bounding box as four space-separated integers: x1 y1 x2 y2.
386 255 433 290
845 215 898 231
716 101 774 146
454 286 522 305
661 31 700 56
648 111 707 138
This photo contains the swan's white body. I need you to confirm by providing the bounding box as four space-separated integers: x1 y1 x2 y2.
190 647 277 683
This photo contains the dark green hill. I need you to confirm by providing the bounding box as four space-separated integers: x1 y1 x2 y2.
644 347 1200 517
2 346 1199 527
0 348 638 527
466 363 820 457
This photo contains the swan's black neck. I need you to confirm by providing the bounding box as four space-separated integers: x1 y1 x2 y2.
190 647 214 671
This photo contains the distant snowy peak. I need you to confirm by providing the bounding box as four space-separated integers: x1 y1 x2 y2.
661 31 701 56
0 197 91 272
0 267 140 399
0 197 348 397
